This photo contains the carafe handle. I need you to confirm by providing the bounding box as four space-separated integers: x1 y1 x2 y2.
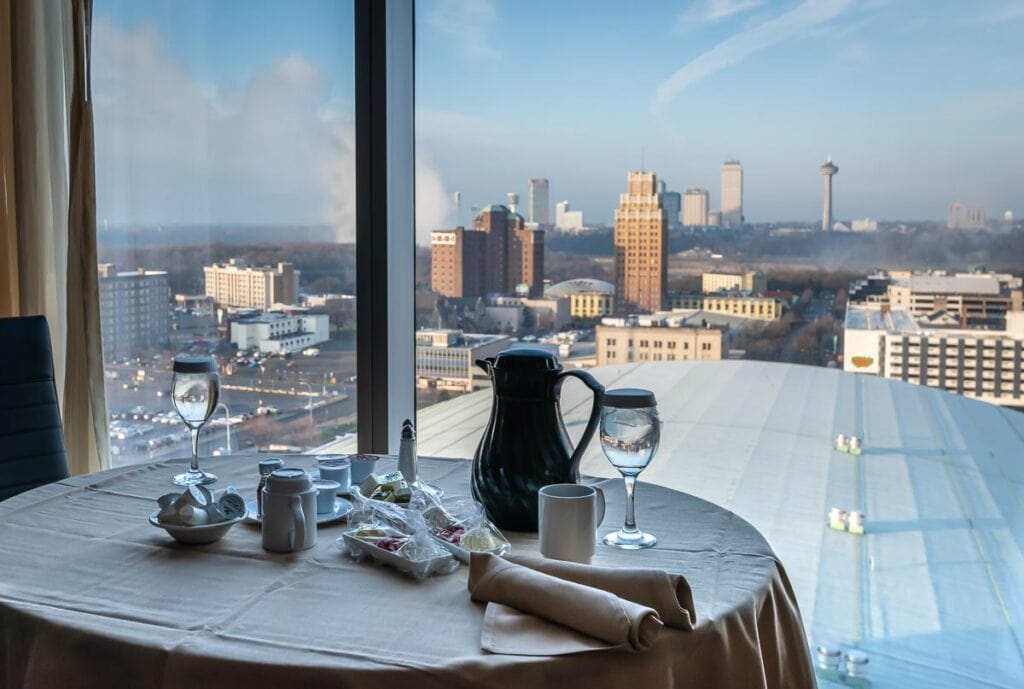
555 370 605 470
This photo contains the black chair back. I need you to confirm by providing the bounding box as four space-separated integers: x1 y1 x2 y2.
0 315 71 501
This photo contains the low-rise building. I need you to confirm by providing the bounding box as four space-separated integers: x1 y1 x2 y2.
415 329 511 392
670 292 782 320
230 312 329 355
851 218 878 232
485 295 570 331
545 279 616 319
884 272 1022 329
303 293 356 327
702 271 767 295
844 304 1024 407
98 264 170 357
596 316 725 366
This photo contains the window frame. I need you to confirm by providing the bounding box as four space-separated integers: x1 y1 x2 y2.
354 0 416 454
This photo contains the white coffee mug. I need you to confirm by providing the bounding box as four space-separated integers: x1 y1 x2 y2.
261 468 318 553
538 483 606 564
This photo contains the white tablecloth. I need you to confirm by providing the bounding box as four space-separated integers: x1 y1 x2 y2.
0 455 816 688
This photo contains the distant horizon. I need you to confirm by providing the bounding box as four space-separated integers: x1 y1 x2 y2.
96 215 1019 251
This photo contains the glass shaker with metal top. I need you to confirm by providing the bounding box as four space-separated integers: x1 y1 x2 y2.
256 458 284 518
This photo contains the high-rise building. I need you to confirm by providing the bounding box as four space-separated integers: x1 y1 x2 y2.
476 205 520 295
614 171 667 313
203 258 299 309
683 187 709 226
430 228 485 299
720 160 743 228
947 202 986 230
820 155 838 231
509 225 544 297
506 193 519 215
431 205 544 299
98 264 170 357
662 190 682 230
527 178 550 226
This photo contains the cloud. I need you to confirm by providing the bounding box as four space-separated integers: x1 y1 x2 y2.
422 0 499 59
677 0 764 27
92 16 451 244
654 0 853 114
415 152 453 244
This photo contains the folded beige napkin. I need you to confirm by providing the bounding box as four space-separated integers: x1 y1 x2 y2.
468 553 695 656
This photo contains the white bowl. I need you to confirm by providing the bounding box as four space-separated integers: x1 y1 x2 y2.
149 511 242 545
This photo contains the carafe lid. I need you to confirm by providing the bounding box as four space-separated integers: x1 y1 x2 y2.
491 347 560 371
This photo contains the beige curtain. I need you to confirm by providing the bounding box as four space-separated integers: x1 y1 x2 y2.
0 0 108 475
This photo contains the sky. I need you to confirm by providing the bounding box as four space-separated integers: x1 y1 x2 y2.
93 0 1024 242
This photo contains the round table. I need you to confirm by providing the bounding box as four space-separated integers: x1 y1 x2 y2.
0 455 815 689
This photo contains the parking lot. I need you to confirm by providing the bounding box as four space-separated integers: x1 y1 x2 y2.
104 338 357 466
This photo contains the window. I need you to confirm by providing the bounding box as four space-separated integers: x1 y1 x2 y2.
94 0 357 465
293 3 1024 686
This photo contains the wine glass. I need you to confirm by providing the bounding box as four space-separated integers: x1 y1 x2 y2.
600 388 659 549
170 355 220 486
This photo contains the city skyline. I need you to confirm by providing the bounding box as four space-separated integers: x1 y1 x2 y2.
92 0 1024 239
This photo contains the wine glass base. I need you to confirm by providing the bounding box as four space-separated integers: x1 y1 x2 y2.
603 529 657 550
172 470 217 487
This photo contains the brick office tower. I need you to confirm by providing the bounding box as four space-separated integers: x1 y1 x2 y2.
429 228 485 298
475 205 545 298
614 172 667 313
431 205 545 298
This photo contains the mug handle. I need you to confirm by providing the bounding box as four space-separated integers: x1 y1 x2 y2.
594 487 606 527
290 495 306 551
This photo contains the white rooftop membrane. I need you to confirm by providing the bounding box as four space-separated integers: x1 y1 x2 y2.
321 360 1024 687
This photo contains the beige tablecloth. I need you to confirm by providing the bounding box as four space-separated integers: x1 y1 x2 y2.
0 455 816 689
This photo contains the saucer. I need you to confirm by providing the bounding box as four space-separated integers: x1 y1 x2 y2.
243 498 352 526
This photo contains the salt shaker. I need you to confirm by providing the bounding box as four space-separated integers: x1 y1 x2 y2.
256 458 284 518
398 419 417 484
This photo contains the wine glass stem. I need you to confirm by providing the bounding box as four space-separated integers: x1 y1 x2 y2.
622 475 638 534
189 426 201 473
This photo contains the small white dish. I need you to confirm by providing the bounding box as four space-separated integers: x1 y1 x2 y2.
338 530 455 579
243 498 352 526
149 511 242 545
